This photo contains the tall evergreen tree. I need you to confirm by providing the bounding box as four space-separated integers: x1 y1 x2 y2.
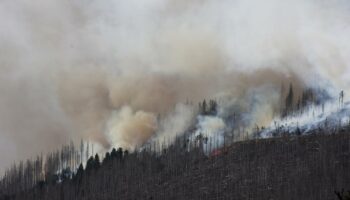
93 154 100 170
285 83 294 112
85 156 95 172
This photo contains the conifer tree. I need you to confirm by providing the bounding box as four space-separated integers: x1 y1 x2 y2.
285 83 294 113
93 154 100 170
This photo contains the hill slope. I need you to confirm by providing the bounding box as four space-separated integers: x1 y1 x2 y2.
2 132 350 200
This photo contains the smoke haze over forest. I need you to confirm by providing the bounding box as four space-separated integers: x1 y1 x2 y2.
1 0 350 173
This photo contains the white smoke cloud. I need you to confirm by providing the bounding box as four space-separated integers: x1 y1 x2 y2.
195 115 226 150
0 0 350 172
196 116 226 135
154 103 197 145
105 106 158 151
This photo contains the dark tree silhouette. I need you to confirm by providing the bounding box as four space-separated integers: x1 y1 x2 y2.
93 154 100 170
285 83 294 113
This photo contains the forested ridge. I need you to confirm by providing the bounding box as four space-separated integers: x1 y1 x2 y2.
0 88 349 200
1 129 350 200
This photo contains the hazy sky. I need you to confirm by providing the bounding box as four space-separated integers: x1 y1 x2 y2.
1 0 350 173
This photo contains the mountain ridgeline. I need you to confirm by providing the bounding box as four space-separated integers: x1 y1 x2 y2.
1 128 350 200
0 86 349 200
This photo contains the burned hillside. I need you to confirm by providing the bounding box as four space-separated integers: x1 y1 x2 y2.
1 127 350 200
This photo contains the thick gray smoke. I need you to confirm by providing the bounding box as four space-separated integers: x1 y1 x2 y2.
0 0 350 172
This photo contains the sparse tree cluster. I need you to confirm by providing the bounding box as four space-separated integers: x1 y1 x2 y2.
1 126 350 199
198 99 218 115
1 95 350 200
0 140 94 199
282 83 331 117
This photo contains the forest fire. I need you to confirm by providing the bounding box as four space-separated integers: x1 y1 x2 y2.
1 0 350 199
209 148 228 157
